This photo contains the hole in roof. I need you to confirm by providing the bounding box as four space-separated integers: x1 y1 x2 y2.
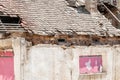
0 15 21 24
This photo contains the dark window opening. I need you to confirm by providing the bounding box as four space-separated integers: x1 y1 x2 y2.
57 38 67 45
0 13 26 32
0 15 21 24
57 39 66 43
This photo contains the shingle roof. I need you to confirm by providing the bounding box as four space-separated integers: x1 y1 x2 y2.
1 0 120 36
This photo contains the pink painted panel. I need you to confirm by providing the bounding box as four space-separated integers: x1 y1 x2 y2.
0 51 14 80
79 55 102 74
0 51 14 57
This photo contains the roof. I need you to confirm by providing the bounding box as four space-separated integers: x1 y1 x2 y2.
1 0 120 36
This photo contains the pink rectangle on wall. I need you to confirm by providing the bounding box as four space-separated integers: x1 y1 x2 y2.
0 51 14 80
0 51 14 57
79 55 102 74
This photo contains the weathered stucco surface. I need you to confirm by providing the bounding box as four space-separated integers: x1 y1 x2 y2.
24 46 71 80
24 45 120 80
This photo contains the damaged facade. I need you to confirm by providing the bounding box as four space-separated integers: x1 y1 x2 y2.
0 0 120 80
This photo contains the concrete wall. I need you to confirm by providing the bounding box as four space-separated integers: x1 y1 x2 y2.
12 37 27 80
23 44 120 80
24 45 71 80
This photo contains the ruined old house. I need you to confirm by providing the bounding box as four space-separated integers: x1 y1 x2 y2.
0 0 120 80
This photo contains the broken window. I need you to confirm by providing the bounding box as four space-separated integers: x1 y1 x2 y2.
79 55 103 74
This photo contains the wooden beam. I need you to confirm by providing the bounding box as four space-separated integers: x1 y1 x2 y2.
12 37 26 80
102 3 120 23
12 38 21 80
